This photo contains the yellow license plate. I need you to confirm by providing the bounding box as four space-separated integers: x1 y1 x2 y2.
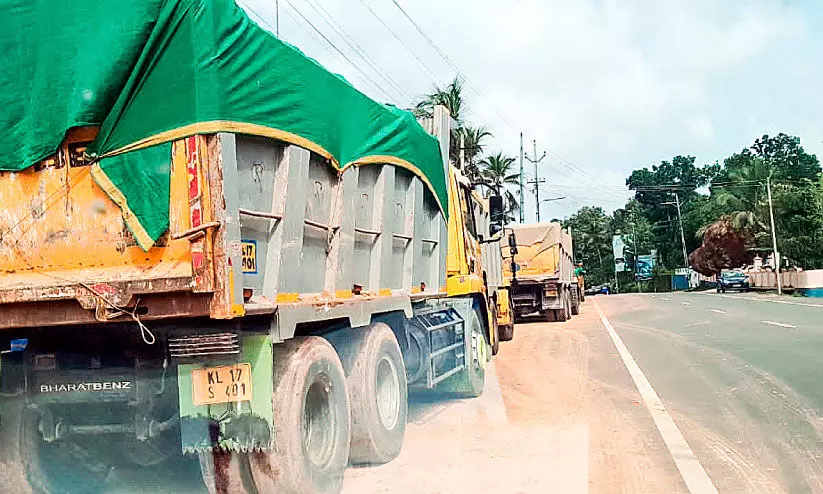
192 363 252 406
241 240 257 274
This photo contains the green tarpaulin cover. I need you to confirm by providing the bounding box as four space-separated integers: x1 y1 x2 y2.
1 0 446 250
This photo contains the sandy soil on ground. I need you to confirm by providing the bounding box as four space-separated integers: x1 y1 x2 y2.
495 297 687 494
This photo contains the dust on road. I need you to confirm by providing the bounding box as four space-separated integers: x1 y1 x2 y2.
495 297 687 494
345 296 687 493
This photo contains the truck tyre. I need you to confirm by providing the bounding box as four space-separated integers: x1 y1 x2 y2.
554 291 569 322
18 408 109 494
441 310 487 398
198 450 253 494
498 324 514 342
490 314 500 356
571 289 580 316
248 336 350 494
0 399 32 494
329 323 408 465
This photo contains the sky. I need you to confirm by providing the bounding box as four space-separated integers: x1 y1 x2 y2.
239 0 823 222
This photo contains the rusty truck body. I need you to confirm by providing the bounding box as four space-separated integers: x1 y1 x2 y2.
0 104 510 493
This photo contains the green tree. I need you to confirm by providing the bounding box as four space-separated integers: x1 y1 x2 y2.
457 125 492 183
478 152 520 220
564 206 614 285
414 76 465 123
610 199 655 259
415 76 490 175
626 156 719 268
709 134 823 268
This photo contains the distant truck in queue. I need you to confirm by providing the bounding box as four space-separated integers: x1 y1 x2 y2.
502 222 582 321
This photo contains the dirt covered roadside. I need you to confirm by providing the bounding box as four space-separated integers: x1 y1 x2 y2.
494 297 688 493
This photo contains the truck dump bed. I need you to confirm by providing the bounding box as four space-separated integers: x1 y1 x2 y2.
0 0 452 332
0 131 448 332
503 222 574 283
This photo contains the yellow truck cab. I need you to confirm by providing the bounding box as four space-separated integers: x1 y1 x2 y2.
444 169 514 354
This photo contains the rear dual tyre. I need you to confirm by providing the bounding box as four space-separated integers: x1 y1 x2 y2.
248 336 351 494
0 399 34 494
554 290 573 322
3 404 109 494
498 323 514 342
328 323 408 466
570 288 580 316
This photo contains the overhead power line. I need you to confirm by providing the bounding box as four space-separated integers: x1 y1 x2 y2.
239 0 395 103
281 0 399 103
357 0 444 86
388 0 518 129
300 0 413 103
387 1 629 199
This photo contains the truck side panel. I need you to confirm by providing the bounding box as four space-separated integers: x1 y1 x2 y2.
0 131 450 330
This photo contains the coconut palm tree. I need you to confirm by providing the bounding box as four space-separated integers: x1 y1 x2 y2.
710 157 770 232
456 125 492 183
413 76 465 124
414 76 470 168
479 152 520 220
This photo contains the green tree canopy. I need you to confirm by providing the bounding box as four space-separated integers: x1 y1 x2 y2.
478 152 520 221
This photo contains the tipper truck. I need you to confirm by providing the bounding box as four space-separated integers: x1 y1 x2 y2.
0 1 511 493
502 222 582 322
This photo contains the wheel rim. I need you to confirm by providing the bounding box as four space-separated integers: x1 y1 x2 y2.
375 356 400 430
303 374 335 468
471 317 488 371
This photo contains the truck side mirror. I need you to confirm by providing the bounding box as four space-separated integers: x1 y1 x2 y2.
508 233 518 255
489 195 504 235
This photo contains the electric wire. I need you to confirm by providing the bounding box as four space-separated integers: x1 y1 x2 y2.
356 0 444 85
282 0 399 104
299 0 414 103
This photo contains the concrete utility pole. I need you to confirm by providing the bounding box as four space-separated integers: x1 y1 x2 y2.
631 220 642 293
662 193 688 268
524 139 547 222
275 0 280 36
767 175 782 295
674 192 688 268
519 133 525 223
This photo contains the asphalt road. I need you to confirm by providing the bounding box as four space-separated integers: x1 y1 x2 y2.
15 290 823 493
348 291 823 493
598 291 823 493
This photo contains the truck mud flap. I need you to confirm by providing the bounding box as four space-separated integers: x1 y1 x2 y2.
177 334 274 453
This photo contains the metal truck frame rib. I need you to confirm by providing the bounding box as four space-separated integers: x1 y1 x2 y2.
0 106 510 494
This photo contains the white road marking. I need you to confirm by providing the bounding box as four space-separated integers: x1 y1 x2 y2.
683 301 692 306
660 297 672 301
594 300 718 494
761 320 796 329
709 309 726 314
700 292 823 309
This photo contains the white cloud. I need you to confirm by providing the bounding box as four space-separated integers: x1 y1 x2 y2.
239 0 817 219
